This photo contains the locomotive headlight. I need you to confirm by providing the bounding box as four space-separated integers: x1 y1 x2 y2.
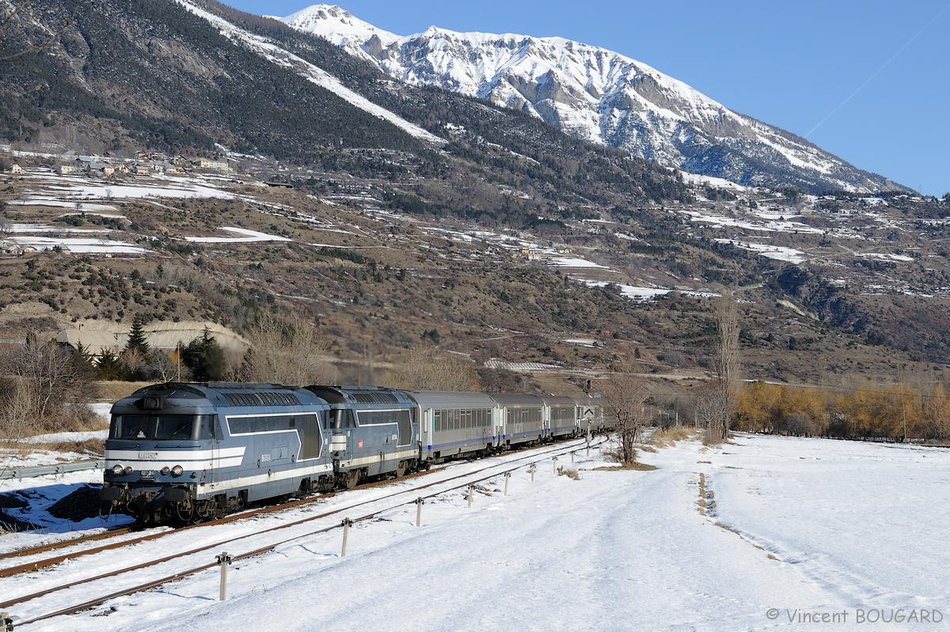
171 465 184 477
123 466 134 475
112 464 124 475
160 466 171 476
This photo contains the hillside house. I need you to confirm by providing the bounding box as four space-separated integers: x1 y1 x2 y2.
86 160 115 176
0 241 23 256
197 158 231 172
9 164 22 174
59 163 80 175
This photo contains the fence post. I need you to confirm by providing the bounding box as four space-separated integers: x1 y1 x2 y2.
529 464 536 482
504 471 511 496
341 518 352 557
571 450 575 463
467 484 474 508
415 497 424 527
216 552 232 601
552 456 558 474
1 612 12 632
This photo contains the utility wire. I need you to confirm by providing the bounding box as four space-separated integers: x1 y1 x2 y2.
806 3 950 139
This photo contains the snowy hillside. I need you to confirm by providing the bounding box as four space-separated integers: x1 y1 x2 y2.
2 434 947 630
174 0 444 146
284 5 903 193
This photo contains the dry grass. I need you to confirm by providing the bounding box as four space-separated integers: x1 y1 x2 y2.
0 437 104 456
648 426 698 447
556 466 581 480
95 381 153 402
39 438 104 456
600 445 659 470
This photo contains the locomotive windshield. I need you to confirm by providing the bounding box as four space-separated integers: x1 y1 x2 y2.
110 414 216 441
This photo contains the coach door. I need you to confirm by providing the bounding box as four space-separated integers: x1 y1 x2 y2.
209 414 221 486
421 408 432 457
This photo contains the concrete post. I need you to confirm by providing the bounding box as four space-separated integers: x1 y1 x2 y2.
341 518 352 557
216 552 232 601
415 497 424 527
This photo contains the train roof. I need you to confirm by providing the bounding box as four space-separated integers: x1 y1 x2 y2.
116 382 327 411
407 391 498 408
487 393 543 406
304 385 415 407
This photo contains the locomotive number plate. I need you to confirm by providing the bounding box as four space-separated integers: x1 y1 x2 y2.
138 452 159 459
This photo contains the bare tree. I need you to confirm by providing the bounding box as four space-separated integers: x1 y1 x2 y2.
599 361 651 465
388 348 479 391
708 294 741 442
0 337 90 437
146 350 178 383
239 312 338 386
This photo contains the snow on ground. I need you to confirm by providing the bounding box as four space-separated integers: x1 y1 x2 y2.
183 227 292 244
680 171 754 192
547 256 609 269
9 236 150 254
4 224 108 234
40 181 233 201
856 253 915 263
18 430 108 445
582 280 717 301
681 209 823 235
9 200 121 212
715 239 808 264
2 434 946 631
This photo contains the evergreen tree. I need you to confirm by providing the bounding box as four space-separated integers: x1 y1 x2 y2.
96 349 124 381
126 315 150 354
182 328 226 382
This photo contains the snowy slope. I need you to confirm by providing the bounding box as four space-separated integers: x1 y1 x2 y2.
4 434 948 631
284 5 901 193
173 1 443 146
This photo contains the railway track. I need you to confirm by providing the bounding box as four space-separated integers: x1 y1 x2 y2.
0 435 569 576
2 437 606 629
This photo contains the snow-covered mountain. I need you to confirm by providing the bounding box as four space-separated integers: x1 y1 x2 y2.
283 5 903 193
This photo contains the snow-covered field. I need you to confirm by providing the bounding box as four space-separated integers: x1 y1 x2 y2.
2 434 948 631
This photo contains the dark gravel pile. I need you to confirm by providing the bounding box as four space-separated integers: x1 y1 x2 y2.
0 493 28 509
48 485 103 521
0 510 37 531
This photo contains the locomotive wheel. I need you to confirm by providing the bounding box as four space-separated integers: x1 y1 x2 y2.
344 470 359 489
175 500 195 523
396 461 407 478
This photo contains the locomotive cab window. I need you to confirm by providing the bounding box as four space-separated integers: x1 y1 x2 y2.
329 408 355 430
111 414 216 441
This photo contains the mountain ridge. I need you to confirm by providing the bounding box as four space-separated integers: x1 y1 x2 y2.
283 4 907 195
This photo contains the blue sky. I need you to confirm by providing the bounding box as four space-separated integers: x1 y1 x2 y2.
223 0 950 196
